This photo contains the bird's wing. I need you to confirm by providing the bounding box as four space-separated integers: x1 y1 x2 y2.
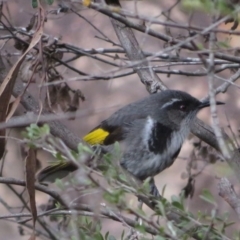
83 94 165 145
83 95 162 146
83 117 144 145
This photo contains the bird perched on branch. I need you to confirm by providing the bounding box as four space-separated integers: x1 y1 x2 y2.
38 90 223 197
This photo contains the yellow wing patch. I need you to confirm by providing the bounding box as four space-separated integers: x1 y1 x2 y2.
83 128 109 145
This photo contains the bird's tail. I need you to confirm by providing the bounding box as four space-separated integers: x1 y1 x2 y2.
37 144 110 183
37 161 78 183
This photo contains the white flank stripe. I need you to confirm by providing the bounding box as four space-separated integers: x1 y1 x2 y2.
143 116 154 146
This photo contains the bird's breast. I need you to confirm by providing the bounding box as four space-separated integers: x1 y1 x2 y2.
121 117 191 180
141 119 190 177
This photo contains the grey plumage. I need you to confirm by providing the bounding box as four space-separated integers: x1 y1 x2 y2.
38 90 224 197
106 91 201 180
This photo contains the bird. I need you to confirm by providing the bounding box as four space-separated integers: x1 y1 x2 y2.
38 90 224 196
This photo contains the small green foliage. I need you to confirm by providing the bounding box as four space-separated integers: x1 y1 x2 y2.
104 232 116 240
93 232 104 240
103 163 118 180
167 221 177 237
120 230 125 240
196 43 204 50
161 184 167 197
217 40 231 49
156 200 166 217
233 230 240 240
134 207 146 217
101 153 119 181
182 0 213 12
141 177 152 194
222 212 230 222
104 231 109 240
225 221 235 228
108 236 116 240
23 123 50 141
135 224 146 234
113 141 121 158
54 178 65 190
78 143 93 154
177 218 191 229
103 189 125 204
171 200 184 211
31 0 54 8
182 0 234 15
55 202 62 209
55 152 65 161
118 172 127 183
102 152 112 165
171 194 185 211
45 0 54 5
155 236 166 240
200 189 216 205
32 0 38 8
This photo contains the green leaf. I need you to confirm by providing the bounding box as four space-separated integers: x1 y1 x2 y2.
55 152 65 161
182 0 213 13
196 43 204 50
24 124 50 140
211 209 217 218
142 177 151 193
200 189 216 205
93 232 104 240
55 202 62 209
55 178 65 190
167 221 177 237
108 236 116 240
161 184 167 196
118 173 127 183
217 41 230 49
96 222 102 232
104 231 109 240
113 141 121 157
45 0 54 5
157 201 166 217
32 0 38 8
120 230 125 240
135 224 146 233
103 189 124 204
177 219 191 229
172 201 184 211
155 236 166 240
78 143 93 154
42 124 50 134
171 195 180 203
222 212 229 221
225 221 235 227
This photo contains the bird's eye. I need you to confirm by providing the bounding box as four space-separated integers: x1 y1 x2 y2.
179 104 186 111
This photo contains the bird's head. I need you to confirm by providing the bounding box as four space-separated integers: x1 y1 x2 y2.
158 90 224 128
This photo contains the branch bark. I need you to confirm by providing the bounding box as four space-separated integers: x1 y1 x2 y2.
218 177 240 219
0 56 82 151
104 1 167 93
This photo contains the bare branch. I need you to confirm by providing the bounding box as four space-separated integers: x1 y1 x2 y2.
218 177 240 219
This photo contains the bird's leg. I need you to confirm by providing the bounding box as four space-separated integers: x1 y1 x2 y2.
149 177 160 198
135 178 159 220
92 145 105 155
131 197 143 238
149 177 161 225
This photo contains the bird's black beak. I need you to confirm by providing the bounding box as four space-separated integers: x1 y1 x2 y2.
198 100 225 109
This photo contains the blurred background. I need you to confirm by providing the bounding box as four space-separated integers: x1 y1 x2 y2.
1 0 240 239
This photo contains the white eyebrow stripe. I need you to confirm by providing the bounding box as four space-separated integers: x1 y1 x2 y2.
161 98 181 109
